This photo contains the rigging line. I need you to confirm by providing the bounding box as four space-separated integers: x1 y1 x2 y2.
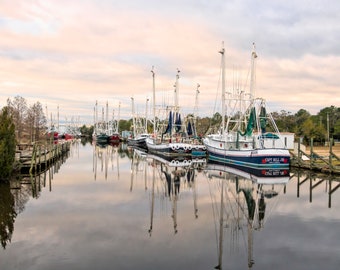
207 176 221 257
227 179 254 253
223 179 249 253
265 101 282 135
226 180 249 244
241 64 251 94
225 179 251 221
211 54 224 121
261 184 286 226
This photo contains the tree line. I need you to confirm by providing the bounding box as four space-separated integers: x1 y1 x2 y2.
5 96 47 144
74 105 340 145
1 95 339 181
0 96 47 181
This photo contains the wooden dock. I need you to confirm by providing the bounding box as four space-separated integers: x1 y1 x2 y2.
16 141 71 175
290 139 340 175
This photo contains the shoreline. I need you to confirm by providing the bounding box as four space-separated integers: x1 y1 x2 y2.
305 144 340 156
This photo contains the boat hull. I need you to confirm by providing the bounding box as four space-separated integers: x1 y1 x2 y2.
127 139 147 149
146 138 192 157
205 161 290 184
93 133 109 144
190 144 207 157
146 137 207 158
108 133 120 143
127 134 149 149
203 138 290 169
146 152 206 168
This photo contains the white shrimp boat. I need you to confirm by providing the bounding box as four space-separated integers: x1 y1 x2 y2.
146 68 206 158
203 43 290 169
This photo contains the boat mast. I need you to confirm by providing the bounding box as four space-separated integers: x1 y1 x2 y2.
131 97 135 137
151 67 156 135
112 109 115 134
193 83 200 137
106 101 109 134
194 83 200 117
174 68 180 112
101 107 104 133
117 102 121 133
93 106 95 135
219 43 226 135
174 69 180 134
57 105 60 133
145 98 149 133
250 42 257 100
95 101 98 134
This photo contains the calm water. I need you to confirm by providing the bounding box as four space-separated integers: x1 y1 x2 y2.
1 141 340 270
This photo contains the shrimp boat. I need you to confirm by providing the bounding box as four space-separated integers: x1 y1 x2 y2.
127 97 149 149
203 43 290 169
107 102 121 144
92 101 109 144
93 101 121 144
146 68 206 158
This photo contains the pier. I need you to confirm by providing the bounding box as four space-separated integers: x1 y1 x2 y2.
15 140 71 175
290 139 340 174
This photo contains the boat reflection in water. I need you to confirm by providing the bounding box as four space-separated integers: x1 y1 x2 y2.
92 141 122 181
132 148 206 235
3 141 340 269
204 162 290 269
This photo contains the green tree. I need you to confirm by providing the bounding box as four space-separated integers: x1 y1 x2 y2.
294 109 311 137
317 106 340 140
80 125 94 137
211 112 222 126
301 118 326 145
272 110 296 133
0 107 16 181
119 119 132 132
334 119 340 140
197 116 210 136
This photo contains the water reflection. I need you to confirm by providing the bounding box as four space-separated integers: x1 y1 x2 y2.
1 142 340 270
292 169 340 208
130 149 206 236
141 152 205 235
0 140 72 249
0 182 16 249
204 163 289 269
93 142 120 181
92 141 134 181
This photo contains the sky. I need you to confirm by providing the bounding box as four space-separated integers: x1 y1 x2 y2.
0 0 339 125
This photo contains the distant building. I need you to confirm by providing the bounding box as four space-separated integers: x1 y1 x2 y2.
279 132 295 150
121 130 132 140
254 132 295 150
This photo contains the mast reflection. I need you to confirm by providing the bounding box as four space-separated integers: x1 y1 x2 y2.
92 141 121 181
131 149 205 236
204 163 290 269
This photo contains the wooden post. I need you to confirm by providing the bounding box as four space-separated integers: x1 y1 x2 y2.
310 138 314 169
329 138 333 171
38 144 41 172
44 143 47 167
298 140 301 167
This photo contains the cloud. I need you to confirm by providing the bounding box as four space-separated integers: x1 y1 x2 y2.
1 0 339 124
